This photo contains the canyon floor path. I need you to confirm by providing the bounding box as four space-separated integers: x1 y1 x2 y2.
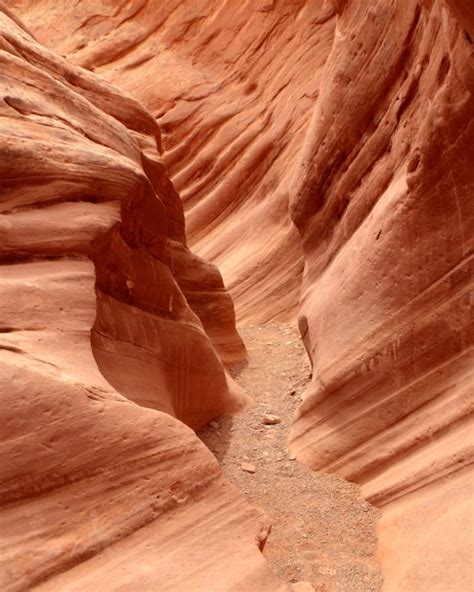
199 324 383 591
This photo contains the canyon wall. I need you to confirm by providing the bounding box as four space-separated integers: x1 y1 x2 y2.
0 5 287 590
288 0 473 589
2 0 473 590
7 0 337 323
0 0 247 428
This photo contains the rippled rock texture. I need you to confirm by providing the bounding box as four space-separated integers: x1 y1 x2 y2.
0 5 286 591
7 0 337 323
288 1 473 590
2 0 474 590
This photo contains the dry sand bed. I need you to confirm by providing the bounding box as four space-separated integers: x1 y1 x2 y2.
199 324 382 591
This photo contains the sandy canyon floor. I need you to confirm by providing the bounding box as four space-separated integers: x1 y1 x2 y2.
199 325 382 591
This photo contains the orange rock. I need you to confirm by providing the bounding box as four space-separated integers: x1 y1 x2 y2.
241 462 257 474
287 1 474 589
3 0 474 590
0 6 285 591
0 1 247 430
7 0 336 324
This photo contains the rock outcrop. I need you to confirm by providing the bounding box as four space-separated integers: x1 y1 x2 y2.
7 0 336 323
287 1 473 589
0 6 286 591
0 1 246 427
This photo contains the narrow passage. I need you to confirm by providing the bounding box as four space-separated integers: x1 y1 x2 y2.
199 324 382 591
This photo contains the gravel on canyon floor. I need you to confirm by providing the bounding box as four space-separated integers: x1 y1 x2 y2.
198 324 382 592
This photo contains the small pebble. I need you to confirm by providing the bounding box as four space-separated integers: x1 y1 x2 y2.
241 462 256 474
261 414 282 425
318 567 336 576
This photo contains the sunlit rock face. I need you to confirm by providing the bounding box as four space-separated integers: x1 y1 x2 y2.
0 6 288 592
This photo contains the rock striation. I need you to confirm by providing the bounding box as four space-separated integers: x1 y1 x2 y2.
7 0 337 323
287 1 473 589
2 0 474 590
0 5 286 591
0 1 246 428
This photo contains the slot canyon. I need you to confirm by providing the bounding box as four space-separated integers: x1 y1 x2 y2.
0 0 473 590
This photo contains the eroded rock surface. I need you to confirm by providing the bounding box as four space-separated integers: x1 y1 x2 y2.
287 1 473 589
0 6 286 591
0 1 246 427
7 0 337 323
2 0 473 590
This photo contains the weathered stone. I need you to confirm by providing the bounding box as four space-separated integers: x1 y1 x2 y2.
241 463 257 474
261 414 282 425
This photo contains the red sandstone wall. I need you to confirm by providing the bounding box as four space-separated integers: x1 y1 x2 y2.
0 1 247 427
2 1 473 589
288 1 473 589
0 6 286 590
7 0 337 323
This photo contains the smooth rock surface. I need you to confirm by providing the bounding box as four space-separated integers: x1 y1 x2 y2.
3 1 474 590
0 6 286 591
0 1 246 428
7 0 337 323
287 1 474 589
